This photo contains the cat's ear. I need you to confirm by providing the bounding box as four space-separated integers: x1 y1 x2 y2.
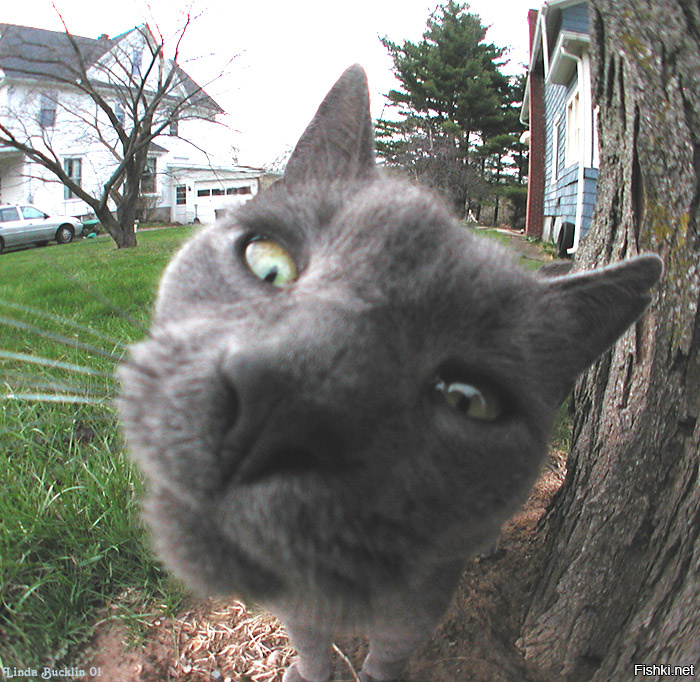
284 64 376 186
535 254 663 401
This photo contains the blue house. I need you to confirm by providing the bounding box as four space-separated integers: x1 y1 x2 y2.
521 0 598 255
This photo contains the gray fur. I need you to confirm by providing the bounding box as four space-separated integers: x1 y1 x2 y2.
117 65 662 682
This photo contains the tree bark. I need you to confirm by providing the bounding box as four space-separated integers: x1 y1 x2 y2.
95 209 137 249
518 1 700 680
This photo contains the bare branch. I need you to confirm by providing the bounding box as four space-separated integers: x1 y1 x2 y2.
0 12 232 247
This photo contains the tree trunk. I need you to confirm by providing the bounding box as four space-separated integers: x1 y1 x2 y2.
95 207 137 249
518 1 700 680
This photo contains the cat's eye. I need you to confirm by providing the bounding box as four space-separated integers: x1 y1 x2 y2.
243 237 298 288
436 379 502 421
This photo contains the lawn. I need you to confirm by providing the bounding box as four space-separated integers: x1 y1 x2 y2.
0 225 568 671
0 227 195 669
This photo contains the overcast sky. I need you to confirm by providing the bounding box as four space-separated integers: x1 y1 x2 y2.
2 0 535 167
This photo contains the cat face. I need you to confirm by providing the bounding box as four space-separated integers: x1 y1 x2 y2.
117 65 661 622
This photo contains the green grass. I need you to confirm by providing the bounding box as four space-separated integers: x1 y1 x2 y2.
472 227 513 249
0 225 573 669
0 227 195 669
525 234 558 259
470 227 553 272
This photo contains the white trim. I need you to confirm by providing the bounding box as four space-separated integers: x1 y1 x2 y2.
592 105 600 168
580 51 593 167
544 0 590 10
564 84 581 168
560 45 587 254
527 0 586 72
540 11 550 77
547 31 590 86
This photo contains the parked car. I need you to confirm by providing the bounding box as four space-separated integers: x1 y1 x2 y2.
0 204 84 253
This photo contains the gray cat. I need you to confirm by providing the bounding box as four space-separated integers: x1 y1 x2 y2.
117 65 662 682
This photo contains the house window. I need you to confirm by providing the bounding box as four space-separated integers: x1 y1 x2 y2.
141 157 156 194
226 186 253 195
63 158 82 200
552 115 565 183
131 49 143 78
175 185 186 205
211 188 225 196
197 189 211 197
40 93 57 128
565 89 581 168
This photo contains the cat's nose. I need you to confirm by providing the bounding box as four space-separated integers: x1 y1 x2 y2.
216 350 353 485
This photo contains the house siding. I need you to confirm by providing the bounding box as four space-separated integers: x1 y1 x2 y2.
524 0 597 251
581 167 598 239
542 57 599 243
543 163 598 241
561 4 590 34
543 80 567 217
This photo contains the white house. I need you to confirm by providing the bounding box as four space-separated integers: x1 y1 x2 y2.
0 22 264 225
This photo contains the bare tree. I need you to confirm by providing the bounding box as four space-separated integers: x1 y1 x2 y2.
0 14 225 248
518 1 700 679
376 117 488 215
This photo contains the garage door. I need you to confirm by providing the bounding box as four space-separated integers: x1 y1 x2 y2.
195 185 253 223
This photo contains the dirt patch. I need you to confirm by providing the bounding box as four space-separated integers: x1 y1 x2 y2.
77 451 566 682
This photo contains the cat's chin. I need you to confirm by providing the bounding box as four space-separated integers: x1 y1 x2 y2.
143 484 287 600
144 474 445 616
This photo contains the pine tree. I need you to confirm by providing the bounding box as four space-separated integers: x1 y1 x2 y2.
377 1 523 220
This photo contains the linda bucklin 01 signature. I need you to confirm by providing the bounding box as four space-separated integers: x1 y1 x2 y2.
3 666 102 679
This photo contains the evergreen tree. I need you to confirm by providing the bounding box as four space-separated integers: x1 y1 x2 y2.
377 1 524 221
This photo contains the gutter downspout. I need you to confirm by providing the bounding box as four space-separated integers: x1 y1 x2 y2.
561 45 586 254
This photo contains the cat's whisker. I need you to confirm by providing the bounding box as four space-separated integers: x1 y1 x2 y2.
1 371 114 398
63 271 150 338
331 644 361 682
1 391 110 405
0 316 120 362
26 251 151 338
0 350 114 379
0 300 126 349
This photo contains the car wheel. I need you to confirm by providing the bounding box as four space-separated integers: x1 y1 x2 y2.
56 225 74 244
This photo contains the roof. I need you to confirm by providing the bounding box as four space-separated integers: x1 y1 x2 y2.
0 23 222 113
526 0 589 72
520 0 590 125
0 23 113 82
